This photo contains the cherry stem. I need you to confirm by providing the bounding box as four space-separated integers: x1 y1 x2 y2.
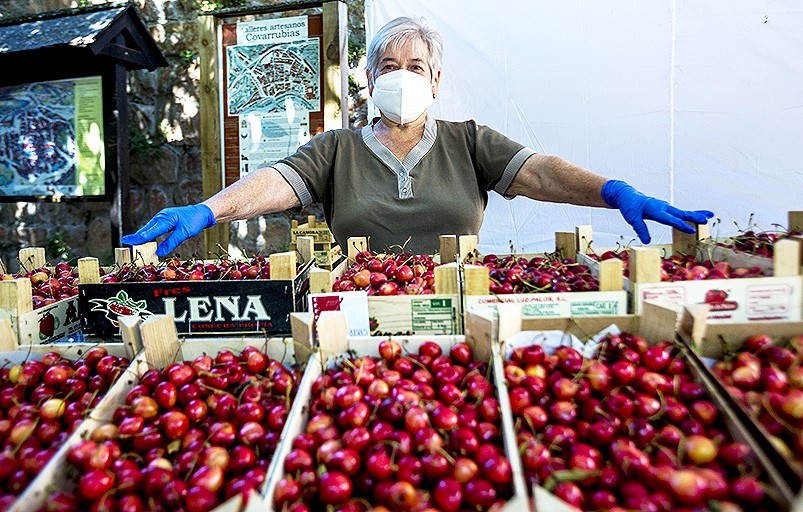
434 445 456 465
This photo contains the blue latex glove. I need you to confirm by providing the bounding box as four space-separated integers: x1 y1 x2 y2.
601 180 714 244
121 204 216 257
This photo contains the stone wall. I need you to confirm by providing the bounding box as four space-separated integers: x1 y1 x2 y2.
0 0 365 271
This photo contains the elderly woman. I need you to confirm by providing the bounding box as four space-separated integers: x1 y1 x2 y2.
123 16 712 256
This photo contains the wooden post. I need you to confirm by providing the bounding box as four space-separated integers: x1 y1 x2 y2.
673 221 709 257
0 278 32 314
309 268 333 294
317 310 349 363
0 319 18 351
434 262 459 295
575 225 593 255
198 13 228 256
678 304 711 354
773 238 802 277
793 235 803 275
307 215 317 228
291 312 313 354
295 236 314 266
77 257 101 284
789 211 803 233
555 231 577 260
638 301 680 344
497 302 524 349
18 247 45 272
114 247 132 266
132 243 158 265
347 237 368 262
269 252 297 281
597 258 623 291
464 265 490 295
290 312 315 365
140 315 183 369
458 235 479 262
628 247 662 283
439 235 458 264
463 309 496 357
118 315 143 360
322 0 348 129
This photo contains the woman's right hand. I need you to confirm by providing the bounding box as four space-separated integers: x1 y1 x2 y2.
121 204 216 257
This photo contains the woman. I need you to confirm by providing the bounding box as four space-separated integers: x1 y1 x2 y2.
123 16 712 256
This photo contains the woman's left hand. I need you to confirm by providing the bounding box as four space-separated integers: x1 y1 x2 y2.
602 180 714 244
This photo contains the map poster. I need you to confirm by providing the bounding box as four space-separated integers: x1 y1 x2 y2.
239 111 311 176
0 76 105 199
225 17 321 116
221 14 325 187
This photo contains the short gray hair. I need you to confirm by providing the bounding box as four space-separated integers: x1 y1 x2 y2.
366 17 443 80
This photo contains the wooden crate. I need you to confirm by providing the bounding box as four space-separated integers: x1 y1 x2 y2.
259 310 531 511
0 248 104 345
0 247 138 345
290 218 342 270
78 243 312 337
290 215 334 245
461 231 628 320
306 236 463 336
575 224 803 323
466 301 798 510
9 315 312 512
695 211 803 277
678 304 803 503
0 322 135 512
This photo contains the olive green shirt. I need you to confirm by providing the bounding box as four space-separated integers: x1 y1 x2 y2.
274 115 535 254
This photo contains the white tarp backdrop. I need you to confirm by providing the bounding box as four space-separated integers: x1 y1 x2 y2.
364 0 803 254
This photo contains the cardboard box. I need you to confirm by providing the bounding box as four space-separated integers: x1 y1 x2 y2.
260 310 531 511
465 302 797 510
9 315 311 512
1 330 134 512
307 236 463 336
78 246 312 337
575 224 803 323
0 248 85 344
461 231 628 320
678 304 803 502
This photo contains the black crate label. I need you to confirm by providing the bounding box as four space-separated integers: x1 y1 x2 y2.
79 280 298 337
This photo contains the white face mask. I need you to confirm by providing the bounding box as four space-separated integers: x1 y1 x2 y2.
371 69 434 125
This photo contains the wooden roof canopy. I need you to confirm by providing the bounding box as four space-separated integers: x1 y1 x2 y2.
0 2 167 78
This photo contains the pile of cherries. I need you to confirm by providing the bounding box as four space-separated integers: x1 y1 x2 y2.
0 347 127 510
505 334 772 511
331 251 438 295
273 340 514 511
46 347 301 512
100 256 275 283
1 262 79 310
474 254 600 294
725 231 784 259
712 333 803 462
718 217 802 258
586 251 765 281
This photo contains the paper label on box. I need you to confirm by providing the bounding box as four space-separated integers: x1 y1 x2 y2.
309 291 370 336
466 291 627 318
745 283 794 320
639 286 686 310
411 298 454 332
570 301 622 316
635 276 802 323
